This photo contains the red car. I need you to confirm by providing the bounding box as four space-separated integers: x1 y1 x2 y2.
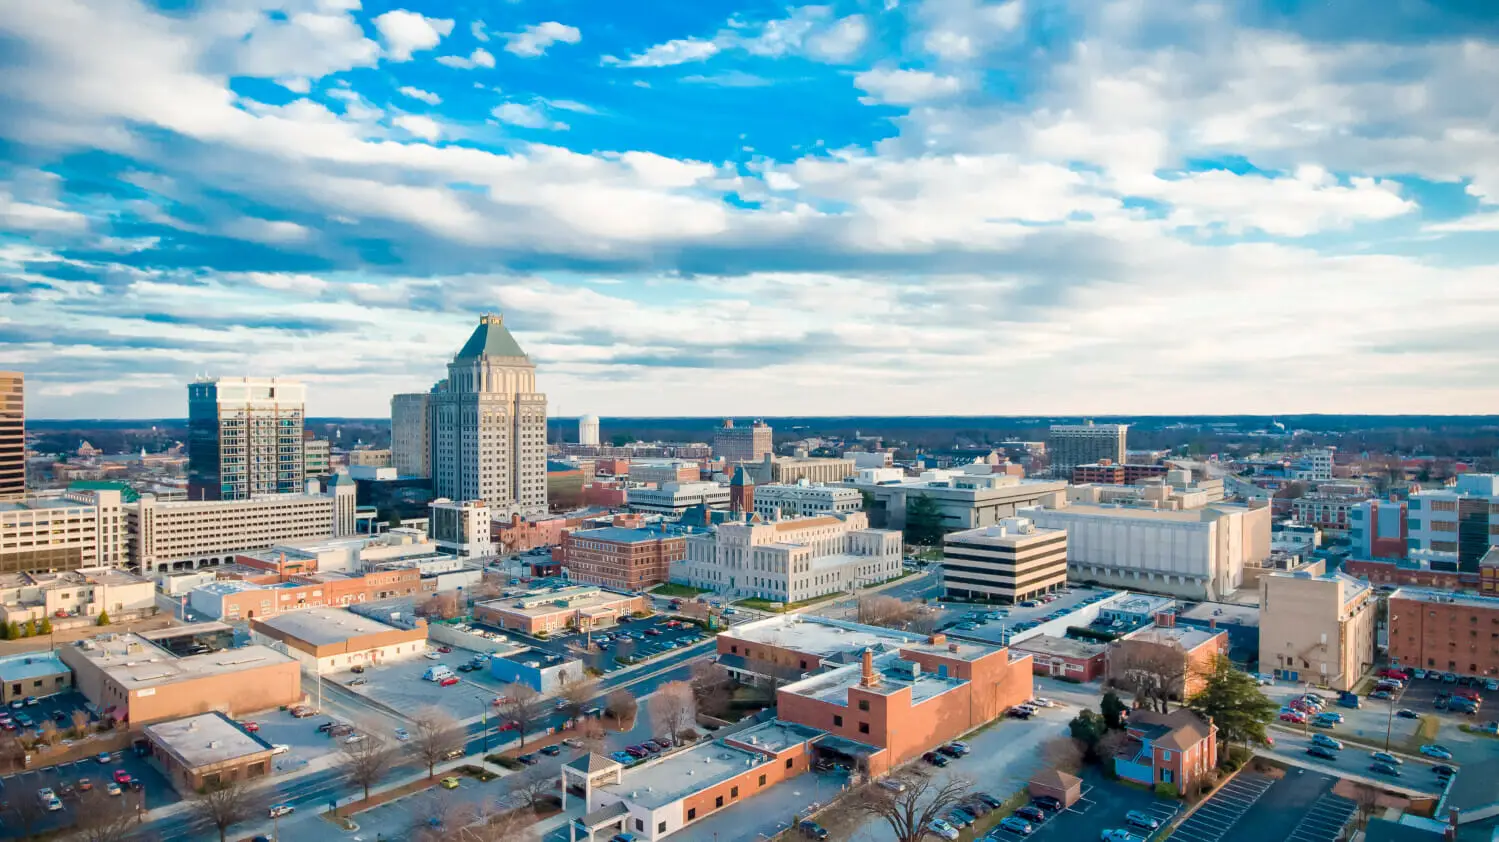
437 646 453 654
498 721 520 732
439 676 459 687
1280 711 1306 723
112 769 132 785
1380 669 1409 681
242 721 259 732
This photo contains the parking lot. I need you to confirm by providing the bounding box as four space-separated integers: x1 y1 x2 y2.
986 768 1180 842
508 615 710 674
0 746 179 839
343 652 508 724
1174 769 1354 842
931 585 1119 646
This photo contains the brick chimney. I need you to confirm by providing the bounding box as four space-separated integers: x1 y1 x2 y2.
1155 611 1175 628
859 649 880 688
928 633 947 646
1209 618 1217 631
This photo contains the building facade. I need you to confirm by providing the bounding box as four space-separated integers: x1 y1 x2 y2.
1011 635 1108 681
128 482 356 574
0 652 73 704
1258 570 1377 690
563 527 684 591
473 586 647 635
1387 588 1499 679
250 607 429 674
143 712 276 795
627 482 731 516
1072 462 1169 485
1047 422 1128 479
941 517 1068 604
429 314 548 519
713 419 772 463
1106 621 1229 702
1351 498 1408 560
429 498 493 558
578 414 601 447
1113 709 1218 792
1407 474 1499 569
741 455 856 486
675 512 902 604
0 489 126 575
390 392 431 478
842 470 1068 533
190 567 428 621
629 460 699 487
0 567 153 625
187 377 307 501
752 483 863 519
0 372 21 502
302 435 330 480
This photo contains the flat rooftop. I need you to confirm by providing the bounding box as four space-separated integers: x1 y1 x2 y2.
70 633 295 689
498 648 568 666
1177 602 1262 627
481 587 637 618
253 608 409 646
900 636 999 663
570 527 670 544
144 712 271 769
1128 625 1224 650
782 650 966 705
1388 587 1499 611
0 652 68 682
0 497 98 513
723 616 922 659
725 720 822 754
1011 634 1105 660
599 740 774 810
1038 504 1217 522
1105 594 1177 616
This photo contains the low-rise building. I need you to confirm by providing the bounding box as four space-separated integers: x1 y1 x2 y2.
1011 634 1108 682
628 460 701 487
1350 498 1408 561
1106 618 1229 702
675 512 901 604
0 488 127 575
188 566 428 621
751 482 863 519
249 607 429 675
143 711 275 795
562 527 685 592
627 482 731 516
59 624 301 725
842 470 1068 534
1113 708 1218 792
1387 588 1499 679
494 513 589 553
715 615 929 685
1073 462 1169 485
0 567 154 625
473 585 647 635
489 648 585 693
941 517 1068 604
739 454 856 486
1259 570 1377 690
0 651 72 704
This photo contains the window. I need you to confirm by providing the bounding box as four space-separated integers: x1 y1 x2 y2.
859 722 870 734
716 795 724 808
759 774 767 786
688 808 697 821
659 822 667 833
636 819 644 832
786 758 793 769
858 699 870 712
731 786 739 798
832 714 843 727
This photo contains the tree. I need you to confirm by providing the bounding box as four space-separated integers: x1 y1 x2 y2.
1108 640 1192 713
21 619 34 638
96 610 111 626
1068 710 1106 763
1042 736 1085 773
0 621 9 641
860 490 876 512
903 494 945 547
6 791 47 838
385 510 403 531
512 763 558 812
341 729 397 801
557 673 599 726
1101 691 1128 730
857 770 972 842
577 719 607 756
610 433 632 448
410 707 466 778
1186 656 1278 759
38 719 58 746
71 709 92 740
606 688 638 728
689 660 733 719
497 684 547 748
191 778 258 842
68 791 138 842
419 593 461 621
38 617 52 635
4 620 17 640
654 681 697 746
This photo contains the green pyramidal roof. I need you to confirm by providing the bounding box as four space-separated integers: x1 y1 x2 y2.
455 314 528 360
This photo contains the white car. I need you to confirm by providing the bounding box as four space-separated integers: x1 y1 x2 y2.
1028 698 1056 708
926 818 960 840
271 744 290 755
1102 831 1143 842
424 651 442 660
394 728 410 741
343 733 366 745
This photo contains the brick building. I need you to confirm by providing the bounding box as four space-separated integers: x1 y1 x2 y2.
1106 618 1229 703
474 585 647 635
143 711 275 796
1113 708 1218 792
1071 461 1168 485
1387 588 1499 679
714 615 929 685
562 526 685 591
1341 558 1479 591
188 566 430 621
493 512 589 553
1011 634 1108 682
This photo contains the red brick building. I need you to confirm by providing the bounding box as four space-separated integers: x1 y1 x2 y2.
562 527 684 591
1072 461 1169 485
1342 558 1479 591
1113 708 1218 792
1012 634 1108 681
493 513 588 553
1387 587 1499 679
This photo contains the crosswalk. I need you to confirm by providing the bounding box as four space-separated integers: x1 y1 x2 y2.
1286 792 1357 842
1169 773 1275 842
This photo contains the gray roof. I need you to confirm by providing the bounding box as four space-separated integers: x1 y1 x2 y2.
571 527 667 544
567 753 621 774
455 314 528 360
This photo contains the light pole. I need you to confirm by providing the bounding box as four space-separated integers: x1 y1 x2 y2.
479 699 490 753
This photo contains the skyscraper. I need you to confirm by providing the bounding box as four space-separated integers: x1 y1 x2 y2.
0 372 22 502
713 418 773 462
1047 421 1127 479
187 377 307 501
578 414 600 447
428 314 548 518
391 392 431 478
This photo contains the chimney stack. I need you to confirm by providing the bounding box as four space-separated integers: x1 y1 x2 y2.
1209 618 1217 631
1155 611 1175 628
859 649 880 688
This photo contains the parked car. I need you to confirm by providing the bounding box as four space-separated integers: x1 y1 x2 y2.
998 817 1034 836
440 777 460 790
439 676 460 687
877 778 907 793
394 728 410 741
112 769 131 785
1125 811 1160 831
1315 712 1344 724
1432 764 1457 777
798 820 829 840
960 797 993 817
1015 805 1047 823
1008 707 1033 720
96 752 112 763
1420 745 1453 760
1396 709 1419 720
943 808 974 828
436 645 453 653
540 744 563 756
1370 690 1393 701
922 751 949 767
77 778 93 792
562 738 583 749
1280 711 1307 723
517 753 539 765
1307 746 1339 760
1101 831 1143 842
1413 669 1427 680
1380 668 1409 681
106 782 122 796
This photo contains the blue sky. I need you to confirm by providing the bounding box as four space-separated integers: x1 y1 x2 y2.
1 0 1497 418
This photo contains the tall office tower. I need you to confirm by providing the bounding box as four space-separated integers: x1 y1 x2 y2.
390 393 431 478
578 414 600 447
303 432 330 480
187 377 307 501
428 314 548 518
0 372 22 502
713 418 773 462
1047 421 1127 480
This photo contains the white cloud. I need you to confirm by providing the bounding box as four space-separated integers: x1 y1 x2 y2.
0 192 88 232
603 38 720 68
854 68 963 105
216 3 380 82
398 86 441 105
1425 212 1499 233
373 10 454 61
436 48 494 69
806 14 868 62
503 22 581 58
491 103 567 131
393 114 441 141
221 217 312 244
605 7 866 68
470 21 489 43
917 0 1024 60
680 71 774 88
1139 167 1416 236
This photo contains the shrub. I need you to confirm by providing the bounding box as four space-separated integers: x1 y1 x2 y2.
96 610 111 626
1155 782 1180 799
489 755 524 770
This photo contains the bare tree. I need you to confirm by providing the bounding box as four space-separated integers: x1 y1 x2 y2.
419 592 461 621
654 681 697 746
856 771 972 842
1108 640 1193 713
689 660 734 719
1042 736 1085 773
606 688 638 729
511 763 558 812
5 792 47 839
577 719 607 756
190 778 259 842
341 729 398 801
0 731 24 771
410 707 466 778
68 791 138 842
556 673 599 725
462 798 540 842
71 709 92 740
497 684 547 748
38 719 58 746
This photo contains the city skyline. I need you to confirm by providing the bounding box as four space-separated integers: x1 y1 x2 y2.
3 1 1499 418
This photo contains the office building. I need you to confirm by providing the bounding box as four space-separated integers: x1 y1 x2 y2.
1293 448 1335 482
740 454 856 486
844 451 893 469
578 414 601 447
59 623 301 725
675 512 901 604
0 567 153 625
0 488 126 575
1387 588 1499 679
562 526 684 591
1406 474 1499 569
629 460 700 487
250 607 428 674
715 614 928 685
187 377 306 501
941 517 1068 604
302 435 330 480
0 372 21 502
1258 570 1377 690
1072 461 1168 485
128 480 356 574
390 392 431 478
1047 422 1127 479
843 469 1068 533
1351 498 1408 561
428 498 492 558
347 449 391 468
0 652 73 704
474 585 647 635
1285 493 1363 535
713 419 772 463
627 482 731 516
752 482 862 519
1026 502 1271 601
143 712 276 796
428 314 548 519
354 469 435 524
188 567 428 621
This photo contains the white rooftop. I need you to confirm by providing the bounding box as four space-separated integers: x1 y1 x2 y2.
723 615 922 659
144 712 271 769
70 633 295 688
598 740 773 810
253 608 410 646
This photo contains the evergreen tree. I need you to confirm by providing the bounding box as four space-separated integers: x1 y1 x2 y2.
0 621 9 641
96 610 111 626
1187 655 1279 758
38 617 52 635
4 621 17 640
1101 690 1128 730
21 620 35 638
903 494 945 547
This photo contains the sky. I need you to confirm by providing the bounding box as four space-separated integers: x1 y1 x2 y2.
1 0 1498 420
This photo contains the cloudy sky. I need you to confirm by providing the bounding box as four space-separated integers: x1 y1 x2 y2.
2 0 1497 419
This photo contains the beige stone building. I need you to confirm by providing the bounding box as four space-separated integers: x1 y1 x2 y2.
0 372 21 502
250 607 429 674
942 517 1068 603
0 489 126 575
1259 570 1377 690
143 712 275 795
